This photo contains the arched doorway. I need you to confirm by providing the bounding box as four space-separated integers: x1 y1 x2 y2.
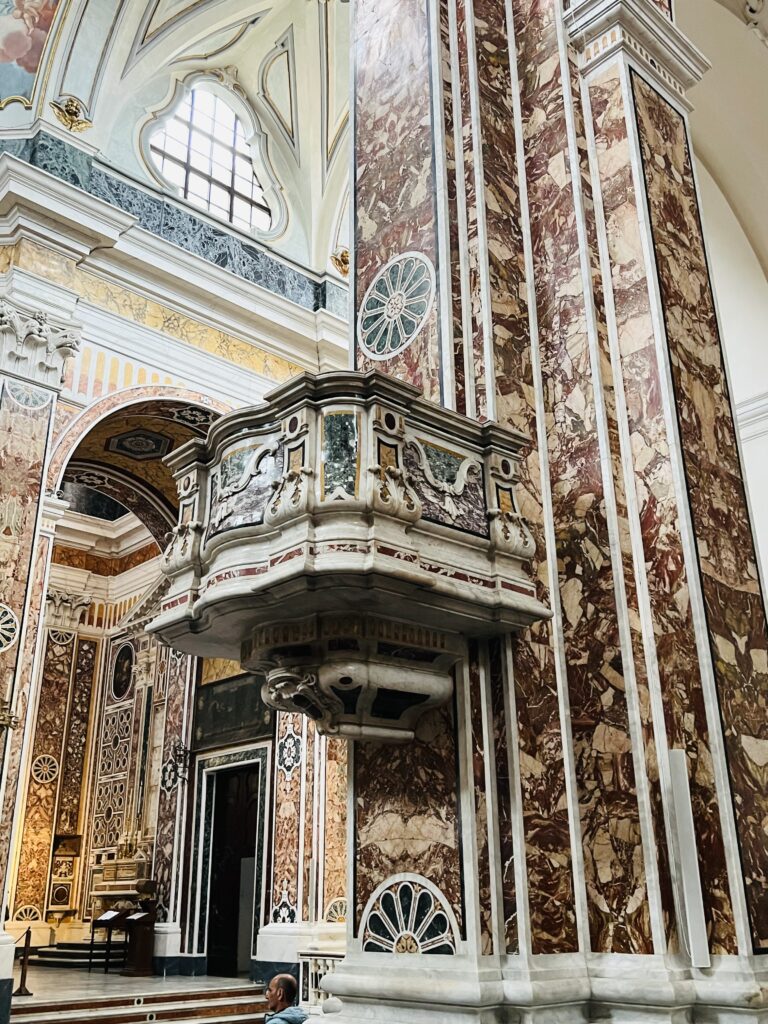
8 392 223 954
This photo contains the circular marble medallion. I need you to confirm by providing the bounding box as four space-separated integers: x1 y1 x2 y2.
0 604 19 652
358 252 435 361
31 754 59 784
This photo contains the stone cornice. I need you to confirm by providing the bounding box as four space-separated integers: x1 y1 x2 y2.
0 155 348 378
565 0 711 105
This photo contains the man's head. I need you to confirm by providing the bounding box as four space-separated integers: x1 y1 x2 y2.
266 972 298 1012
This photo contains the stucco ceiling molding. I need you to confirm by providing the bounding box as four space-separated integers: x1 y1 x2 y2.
318 0 349 186
258 26 300 164
137 67 289 241
123 0 271 78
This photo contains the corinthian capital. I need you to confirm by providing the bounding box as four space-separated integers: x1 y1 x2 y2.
0 295 81 389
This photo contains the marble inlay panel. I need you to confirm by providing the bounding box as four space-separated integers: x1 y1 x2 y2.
633 72 768 951
0 537 49 900
489 638 517 952
14 631 75 916
302 721 317 921
589 65 735 953
500 0 577 954
323 738 348 913
56 638 99 836
471 0 530 425
0 379 53 904
271 711 303 922
0 380 53 749
154 649 191 921
354 0 441 399
354 703 463 930
572 53 675 945
439 0 467 413
468 644 492 954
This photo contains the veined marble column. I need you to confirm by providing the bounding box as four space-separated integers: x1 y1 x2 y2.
0 289 80 1021
326 0 768 1020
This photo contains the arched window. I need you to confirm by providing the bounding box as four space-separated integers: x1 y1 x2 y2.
149 84 271 233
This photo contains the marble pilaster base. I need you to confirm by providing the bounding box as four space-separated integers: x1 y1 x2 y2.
320 953 768 1024
153 923 181 976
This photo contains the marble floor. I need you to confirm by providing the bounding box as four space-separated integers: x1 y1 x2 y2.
10 965 258 1004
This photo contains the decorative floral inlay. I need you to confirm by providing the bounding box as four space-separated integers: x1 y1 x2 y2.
272 883 297 924
160 756 181 795
0 603 20 652
358 252 435 361
31 754 59 784
277 720 302 780
361 876 458 955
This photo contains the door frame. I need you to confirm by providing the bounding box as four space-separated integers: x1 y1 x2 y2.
185 743 271 965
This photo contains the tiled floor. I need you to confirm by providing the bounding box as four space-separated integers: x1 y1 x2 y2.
10 966 257 1005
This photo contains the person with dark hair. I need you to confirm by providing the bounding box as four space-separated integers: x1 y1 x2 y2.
264 972 307 1023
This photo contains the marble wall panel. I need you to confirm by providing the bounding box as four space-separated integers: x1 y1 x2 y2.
270 712 303 922
633 72 768 951
52 542 159 577
453 0 484 417
13 630 75 916
153 649 192 921
323 738 348 914
353 0 442 399
502 0 601 954
471 0 530 424
0 536 49 903
588 65 735 953
302 722 317 921
468 644 492 954
0 379 53 752
354 703 463 930
56 638 99 836
571 53 676 946
489 639 517 952
439 0 468 413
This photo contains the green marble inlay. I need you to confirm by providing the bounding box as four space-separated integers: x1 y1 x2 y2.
323 412 358 498
422 442 464 486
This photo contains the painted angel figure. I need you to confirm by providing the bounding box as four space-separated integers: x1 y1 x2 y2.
12 0 54 32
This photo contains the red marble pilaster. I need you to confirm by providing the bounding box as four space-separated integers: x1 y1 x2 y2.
632 72 768 952
585 63 738 953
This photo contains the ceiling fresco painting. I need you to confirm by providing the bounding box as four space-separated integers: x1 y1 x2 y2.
0 0 59 108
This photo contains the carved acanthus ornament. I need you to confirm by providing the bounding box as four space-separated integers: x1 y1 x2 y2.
148 371 549 741
0 297 82 388
45 591 92 631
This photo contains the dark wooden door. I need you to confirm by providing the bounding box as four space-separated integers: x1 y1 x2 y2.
206 765 261 976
